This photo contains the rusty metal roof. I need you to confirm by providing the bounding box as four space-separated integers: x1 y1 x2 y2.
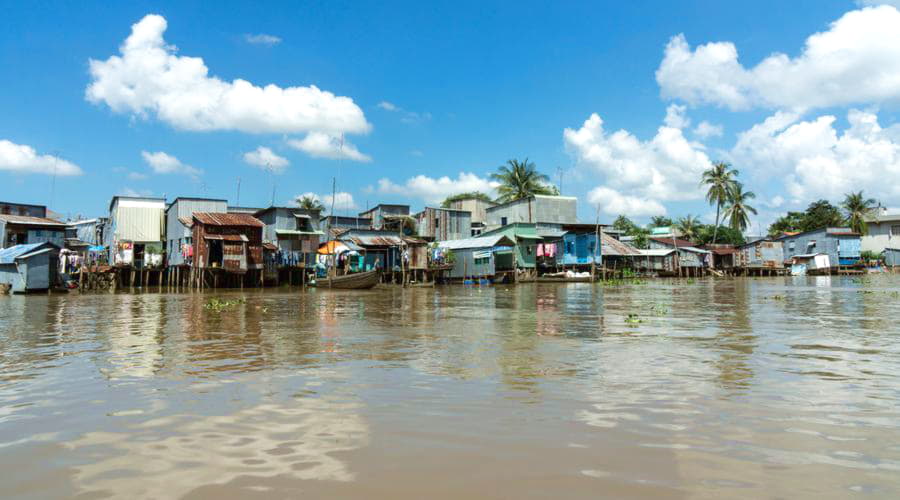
192 212 264 227
601 232 642 256
177 216 193 228
0 214 67 226
343 234 405 247
650 236 697 248
203 234 249 242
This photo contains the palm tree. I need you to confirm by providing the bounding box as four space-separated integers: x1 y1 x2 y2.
722 182 757 233
296 194 324 211
674 215 701 242
491 158 558 204
650 216 673 228
841 191 877 235
700 161 738 244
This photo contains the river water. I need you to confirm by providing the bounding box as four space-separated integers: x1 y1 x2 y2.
1 275 899 499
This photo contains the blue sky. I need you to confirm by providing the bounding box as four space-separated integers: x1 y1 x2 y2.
2 0 899 230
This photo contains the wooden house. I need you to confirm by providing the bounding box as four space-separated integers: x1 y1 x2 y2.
191 212 264 287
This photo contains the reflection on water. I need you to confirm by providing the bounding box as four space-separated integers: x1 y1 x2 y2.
1 275 900 498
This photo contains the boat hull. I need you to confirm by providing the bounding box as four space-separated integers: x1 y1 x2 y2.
326 270 381 289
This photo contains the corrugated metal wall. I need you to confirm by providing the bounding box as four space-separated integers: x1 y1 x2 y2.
115 206 164 242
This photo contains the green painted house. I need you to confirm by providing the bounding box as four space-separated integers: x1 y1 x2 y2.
479 222 541 269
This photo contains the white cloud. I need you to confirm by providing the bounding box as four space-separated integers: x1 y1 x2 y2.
693 121 723 139
663 104 690 129
376 172 498 205
409 149 424 157
141 150 201 177
377 101 398 111
588 186 667 217
729 109 900 203
300 191 359 211
563 113 712 212
244 33 281 46
0 140 82 176
87 14 370 137
127 171 148 180
287 132 371 162
656 6 900 111
242 146 289 173
298 191 358 211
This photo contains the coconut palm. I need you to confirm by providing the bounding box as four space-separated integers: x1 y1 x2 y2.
722 182 757 233
700 161 738 244
674 215 701 242
491 158 558 204
296 194 325 211
650 216 673 228
841 191 877 235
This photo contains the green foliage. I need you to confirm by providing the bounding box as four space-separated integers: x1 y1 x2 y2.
860 250 880 262
491 158 558 203
612 215 637 232
842 191 878 235
700 161 739 243
674 215 701 242
440 191 495 208
295 195 324 211
768 199 845 236
696 225 746 246
723 182 757 232
649 216 673 228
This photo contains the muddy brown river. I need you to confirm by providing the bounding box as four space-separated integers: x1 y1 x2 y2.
1 275 899 499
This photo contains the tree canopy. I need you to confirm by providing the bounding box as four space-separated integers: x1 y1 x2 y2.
491 158 558 203
440 191 494 208
768 199 844 236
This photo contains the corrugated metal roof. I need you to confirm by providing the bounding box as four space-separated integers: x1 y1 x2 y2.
193 212 264 227
639 249 677 257
276 229 324 236
203 234 249 242
0 242 57 264
600 232 642 256
0 214 66 226
178 216 193 228
438 234 515 250
650 236 696 248
679 246 711 254
344 234 405 246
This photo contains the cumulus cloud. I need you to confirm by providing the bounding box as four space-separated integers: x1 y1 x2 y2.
729 109 900 203
0 140 82 175
298 191 358 211
693 121 723 139
588 186 667 217
287 132 371 162
564 113 712 214
242 146 289 173
141 150 201 177
244 33 281 45
376 172 498 205
656 5 900 111
87 14 370 138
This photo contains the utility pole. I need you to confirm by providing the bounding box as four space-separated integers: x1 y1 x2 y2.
556 166 563 195
236 177 241 207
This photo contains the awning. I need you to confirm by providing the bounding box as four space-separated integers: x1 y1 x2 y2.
204 234 249 242
516 234 542 240
318 240 363 255
293 214 311 219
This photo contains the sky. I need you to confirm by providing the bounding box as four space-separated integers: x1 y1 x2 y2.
2 0 900 231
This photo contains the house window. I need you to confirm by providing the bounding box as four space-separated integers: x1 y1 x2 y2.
474 257 490 265
501 217 508 226
807 240 816 249
892 225 900 236
788 241 795 251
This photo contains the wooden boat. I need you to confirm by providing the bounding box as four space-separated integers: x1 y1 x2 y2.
325 270 381 289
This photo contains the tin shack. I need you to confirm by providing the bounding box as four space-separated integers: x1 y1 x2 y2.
776 227 861 272
191 212 265 288
437 234 517 282
415 207 472 242
0 242 60 293
735 238 785 275
106 196 166 269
